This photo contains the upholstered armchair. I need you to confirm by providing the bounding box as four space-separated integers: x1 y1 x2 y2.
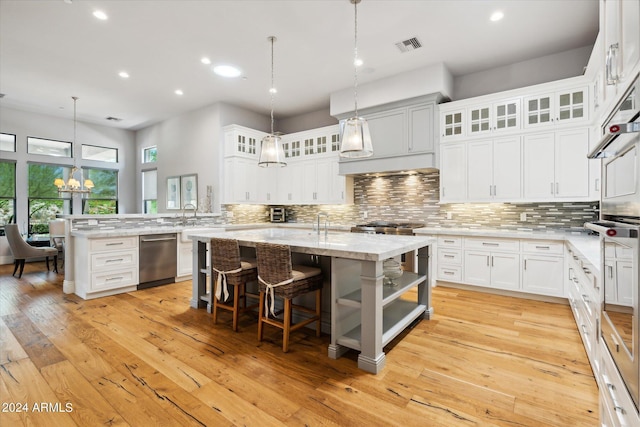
5 224 58 278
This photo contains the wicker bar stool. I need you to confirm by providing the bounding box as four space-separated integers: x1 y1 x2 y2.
211 238 259 331
255 242 323 352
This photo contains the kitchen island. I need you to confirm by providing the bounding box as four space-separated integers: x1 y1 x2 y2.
189 228 435 374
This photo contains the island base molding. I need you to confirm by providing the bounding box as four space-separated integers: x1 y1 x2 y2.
63 279 74 294
358 353 387 374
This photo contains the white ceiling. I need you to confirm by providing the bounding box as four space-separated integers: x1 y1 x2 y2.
0 0 599 131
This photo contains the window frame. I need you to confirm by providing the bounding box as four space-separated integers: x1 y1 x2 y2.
0 133 16 152
27 136 73 158
82 144 118 163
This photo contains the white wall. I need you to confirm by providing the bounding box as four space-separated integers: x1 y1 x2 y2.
453 45 593 100
135 102 270 214
0 106 136 262
278 107 338 134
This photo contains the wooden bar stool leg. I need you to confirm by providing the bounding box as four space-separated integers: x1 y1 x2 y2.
258 291 265 342
315 289 322 337
232 285 240 332
283 298 292 353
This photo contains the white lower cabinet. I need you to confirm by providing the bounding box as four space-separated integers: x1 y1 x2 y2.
436 235 568 298
177 241 193 277
74 236 139 299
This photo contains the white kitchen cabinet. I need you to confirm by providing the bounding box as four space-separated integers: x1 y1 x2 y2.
224 124 265 157
364 107 407 158
468 98 520 136
463 249 520 291
74 236 139 299
440 108 465 141
440 142 467 202
522 255 564 297
436 236 463 282
277 161 303 203
523 87 588 129
523 128 590 200
223 157 259 203
467 136 521 201
256 166 278 204
408 103 435 153
177 241 193 277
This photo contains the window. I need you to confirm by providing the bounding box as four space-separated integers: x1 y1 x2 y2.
28 163 72 236
0 133 16 152
0 161 16 233
143 146 157 163
82 167 118 214
82 144 118 163
27 137 72 157
142 169 157 214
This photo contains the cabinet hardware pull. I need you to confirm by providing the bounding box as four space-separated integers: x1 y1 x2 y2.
550 183 554 194
140 237 176 242
444 271 454 275
535 246 550 249
106 242 124 246
106 258 124 263
444 254 455 258
606 43 620 85
555 182 559 194
482 242 499 246
106 276 124 281
524 259 527 270
491 256 494 267
444 240 454 243
486 256 490 266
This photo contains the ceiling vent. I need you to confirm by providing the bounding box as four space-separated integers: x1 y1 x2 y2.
106 116 123 122
0 93 5 98
395 37 422 53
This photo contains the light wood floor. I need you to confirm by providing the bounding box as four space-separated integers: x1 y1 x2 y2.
0 262 599 426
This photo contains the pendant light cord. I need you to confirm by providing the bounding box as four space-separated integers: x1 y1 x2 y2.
269 36 276 135
353 0 359 117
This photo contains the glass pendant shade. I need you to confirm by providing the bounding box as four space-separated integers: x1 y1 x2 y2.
339 116 373 158
258 134 286 167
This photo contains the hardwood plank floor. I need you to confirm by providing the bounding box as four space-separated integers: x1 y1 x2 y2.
0 262 598 426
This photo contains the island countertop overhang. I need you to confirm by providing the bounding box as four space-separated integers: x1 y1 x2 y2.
189 228 435 261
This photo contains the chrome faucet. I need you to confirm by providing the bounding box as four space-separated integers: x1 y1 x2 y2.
317 212 329 237
182 203 197 225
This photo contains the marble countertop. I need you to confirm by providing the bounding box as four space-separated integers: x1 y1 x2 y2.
413 227 586 241
565 235 601 274
189 228 435 261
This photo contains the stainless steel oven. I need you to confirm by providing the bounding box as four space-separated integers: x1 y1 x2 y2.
586 71 640 412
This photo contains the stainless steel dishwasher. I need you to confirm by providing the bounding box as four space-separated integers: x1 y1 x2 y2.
138 233 177 289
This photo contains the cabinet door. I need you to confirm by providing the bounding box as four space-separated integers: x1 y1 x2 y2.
524 94 552 128
256 166 277 204
365 108 406 158
467 140 493 200
409 104 434 153
555 88 587 124
330 160 349 203
441 110 464 139
463 251 491 287
493 136 521 199
440 143 467 201
616 261 633 306
301 160 318 203
555 128 589 198
315 158 333 203
224 157 253 203
490 253 520 291
177 242 193 277
621 0 640 82
522 255 564 296
523 133 555 199
493 99 520 132
468 106 491 136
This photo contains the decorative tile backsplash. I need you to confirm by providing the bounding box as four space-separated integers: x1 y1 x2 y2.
223 171 599 233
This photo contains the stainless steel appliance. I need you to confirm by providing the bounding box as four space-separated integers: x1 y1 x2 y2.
351 221 425 271
270 207 286 223
138 233 177 289
586 72 640 412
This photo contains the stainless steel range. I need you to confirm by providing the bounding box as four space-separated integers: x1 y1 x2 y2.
351 221 425 271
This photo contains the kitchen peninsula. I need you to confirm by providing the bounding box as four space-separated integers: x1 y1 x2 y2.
189 228 435 374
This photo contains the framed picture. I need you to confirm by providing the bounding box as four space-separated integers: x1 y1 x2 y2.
181 174 198 209
166 176 181 210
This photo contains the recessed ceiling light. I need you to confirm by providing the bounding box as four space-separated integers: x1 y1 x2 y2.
490 11 504 22
354 58 363 67
118 71 129 79
93 10 108 20
213 65 242 78
175 89 184 96
201 57 211 65
269 87 277 94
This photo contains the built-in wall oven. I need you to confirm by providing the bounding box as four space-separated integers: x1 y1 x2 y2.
586 72 640 413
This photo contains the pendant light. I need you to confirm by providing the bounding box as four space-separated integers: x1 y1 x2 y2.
258 36 286 167
54 96 95 195
339 0 373 158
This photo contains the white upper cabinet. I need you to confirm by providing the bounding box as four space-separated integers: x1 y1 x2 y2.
523 87 588 129
440 109 465 141
467 136 521 201
440 142 467 202
468 98 521 136
523 128 590 200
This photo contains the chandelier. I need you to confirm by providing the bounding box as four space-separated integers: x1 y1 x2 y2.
54 96 95 195
339 0 373 158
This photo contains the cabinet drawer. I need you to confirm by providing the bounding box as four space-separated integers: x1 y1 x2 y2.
464 237 519 251
437 248 462 265
91 268 137 291
91 249 138 271
90 236 137 252
438 236 462 248
437 265 462 282
599 341 639 427
522 240 564 255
